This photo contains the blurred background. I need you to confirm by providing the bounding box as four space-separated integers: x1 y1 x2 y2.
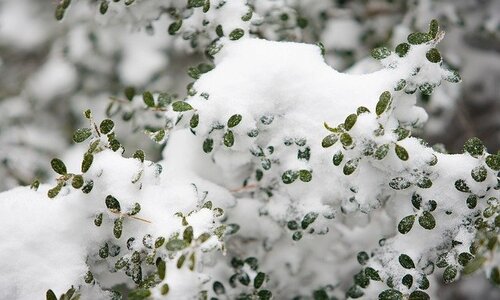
0 0 498 298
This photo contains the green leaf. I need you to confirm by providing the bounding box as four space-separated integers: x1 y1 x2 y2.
81 153 94 173
322 134 338 148
94 213 103 227
376 91 392 116
282 170 299 184
458 252 474 266
471 165 487 182
395 144 409 161
223 130 234 147
357 106 370 115
46 289 57 300
346 285 364 298
168 20 182 35
395 43 410 57
407 32 432 45
466 194 477 209
143 91 155 107
463 255 486 274
428 19 439 38
190 114 199 128
55 5 65 20
257 290 272 300
51 158 67 175
301 212 318 229
166 238 188 251
378 289 403 300
157 259 166 280
128 203 141 216
418 211 436 230
183 226 194 244
124 86 135 101
426 48 441 63
292 231 302 241
113 217 123 239
213 281 226 295
389 177 411 190
340 132 353 147
99 119 114 134
172 101 193 112
73 128 92 143
203 138 214 153
485 154 500 171
344 113 357 131
47 184 62 198
489 267 500 285
409 291 430 300
417 176 432 188
454 179 470 193
443 266 457 284
371 47 391 60
254 272 266 289
357 251 369 265
332 151 344 166
463 137 484 157
374 144 390 160
399 254 415 269
229 28 245 40
365 267 381 281
72 175 84 189
343 159 359 175
398 215 416 234
299 170 312 182
402 274 413 288
99 1 109 14
227 114 242 127
445 70 461 83
105 195 121 212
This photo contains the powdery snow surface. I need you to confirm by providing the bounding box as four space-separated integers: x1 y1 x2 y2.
0 35 498 299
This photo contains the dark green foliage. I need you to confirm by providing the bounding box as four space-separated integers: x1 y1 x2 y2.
471 166 487 182
99 119 114 134
203 138 214 153
282 170 299 184
443 266 457 284
486 154 500 170
51 158 67 175
407 32 432 45
398 215 415 234
332 151 344 166
322 134 338 148
418 211 436 230
168 20 182 35
376 91 391 116
378 289 403 300
395 43 410 57
72 175 84 189
371 47 391 60
455 179 470 193
426 48 441 63
357 251 369 265
299 169 312 182
105 195 121 212
228 114 242 127
344 113 357 131
389 177 411 190
172 101 193 112
394 144 409 161
229 28 245 40
81 153 93 173
301 212 318 229
224 130 235 147
73 128 92 143
399 254 415 269
409 291 430 300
